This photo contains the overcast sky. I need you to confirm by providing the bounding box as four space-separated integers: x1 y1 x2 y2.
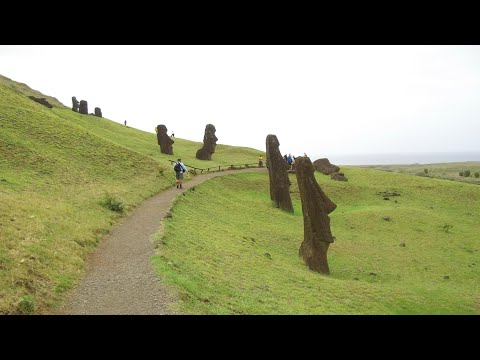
1 45 480 161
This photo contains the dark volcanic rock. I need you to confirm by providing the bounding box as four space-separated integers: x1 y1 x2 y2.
196 124 218 160
72 96 79 112
266 134 293 213
331 172 348 181
79 100 88 114
94 107 102 118
156 124 174 155
295 156 337 274
28 96 53 108
313 158 340 175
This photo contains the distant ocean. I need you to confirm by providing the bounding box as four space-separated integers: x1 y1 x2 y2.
320 152 480 166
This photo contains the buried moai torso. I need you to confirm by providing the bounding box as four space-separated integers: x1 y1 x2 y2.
156 124 174 155
79 100 88 114
265 134 293 213
196 124 218 160
295 156 337 274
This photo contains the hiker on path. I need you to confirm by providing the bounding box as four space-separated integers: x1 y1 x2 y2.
173 158 188 188
287 154 293 169
258 155 264 167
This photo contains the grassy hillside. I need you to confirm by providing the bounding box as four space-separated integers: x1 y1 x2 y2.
0 75 263 314
362 162 480 185
153 168 480 314
0 74 65 108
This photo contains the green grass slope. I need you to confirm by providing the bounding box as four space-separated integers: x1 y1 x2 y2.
0 75 263 314
153 168 480 314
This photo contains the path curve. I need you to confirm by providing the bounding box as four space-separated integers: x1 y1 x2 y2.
54 167 266 315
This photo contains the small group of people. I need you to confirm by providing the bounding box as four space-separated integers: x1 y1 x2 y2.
284 154 295 170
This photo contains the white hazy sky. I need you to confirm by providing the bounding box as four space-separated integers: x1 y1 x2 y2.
1 45 480 160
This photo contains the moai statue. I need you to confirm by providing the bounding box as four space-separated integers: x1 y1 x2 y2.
72 96 79 112
79 100 88 114
156 124 174 155
94 107 102 118
28 96 53 108
265 134 293 213
196 124 218 160
313 158 340 175
295 156 337 274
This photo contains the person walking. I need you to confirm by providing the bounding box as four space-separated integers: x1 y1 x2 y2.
287 154 293 169
258 154 264 167
173 158 188 188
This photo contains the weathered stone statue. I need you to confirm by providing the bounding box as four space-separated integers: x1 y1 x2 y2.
72 96 79 112
79 100 88 114
28 96 53 108
196 124 218 160
94 107 102 118
331 172 348 181
266 134 293 213
313 158 340 175
156 124 174 155
295 156 337 274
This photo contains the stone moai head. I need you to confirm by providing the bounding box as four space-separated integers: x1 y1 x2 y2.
72 96 79 112
204 124 218 153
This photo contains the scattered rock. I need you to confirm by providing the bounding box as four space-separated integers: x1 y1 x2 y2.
377 191 401 197
369 272 377 276
384 197 390 200
383 216 391 221
443 275 450 280
400 242 406 247
331 172 348 181
264 252 272 260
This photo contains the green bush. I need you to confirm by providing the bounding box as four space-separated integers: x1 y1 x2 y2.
100 193 125 213
464 170 471 177
424 168 428 175
17 295 34 314
459 171 464 177
441 224 453 233
475 172 479 178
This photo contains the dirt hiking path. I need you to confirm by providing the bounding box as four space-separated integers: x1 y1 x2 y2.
54 168 266 315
